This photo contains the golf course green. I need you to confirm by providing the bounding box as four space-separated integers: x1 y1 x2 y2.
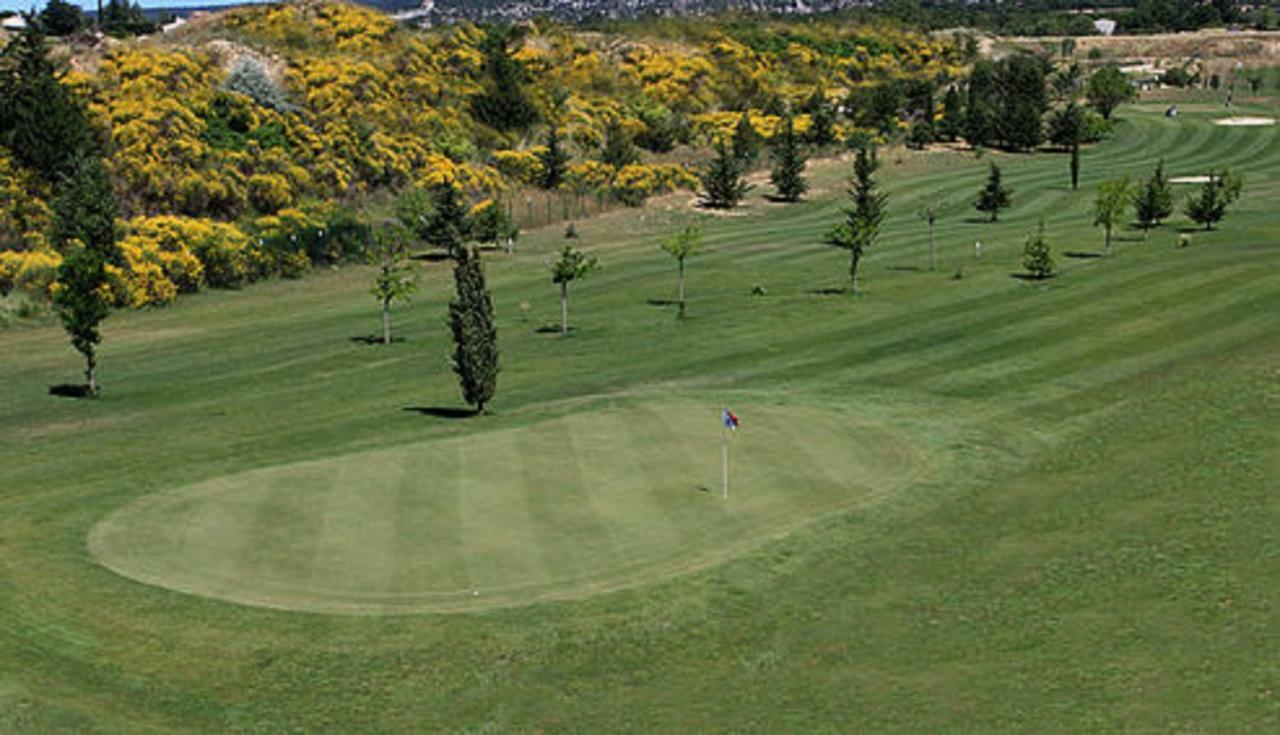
1 102 1276 729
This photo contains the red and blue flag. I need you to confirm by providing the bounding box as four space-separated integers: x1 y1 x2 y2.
722 409 739 430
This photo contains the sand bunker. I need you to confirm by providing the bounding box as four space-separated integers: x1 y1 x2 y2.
1169 176 1213 184
1212 117 1275 127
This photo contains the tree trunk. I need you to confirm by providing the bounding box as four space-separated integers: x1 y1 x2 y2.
560 282 569 335
928 220 937 271
1070 140 1080 190
381 300 391 344
1105 224 1112 256
849 250 860 295
85 353 97 397
677 259 686 318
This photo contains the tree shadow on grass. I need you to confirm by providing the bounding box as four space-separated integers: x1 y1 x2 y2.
401 406 477 419
535 325 572 334
645 298 678 307
885 265 923 272
350 335 406 345
809 287 850 296
1009 273 1058 281
1063 251 1104 259
409 251 450 263
48 383 92 399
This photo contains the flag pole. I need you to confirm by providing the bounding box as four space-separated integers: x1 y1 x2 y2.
721 406 729 500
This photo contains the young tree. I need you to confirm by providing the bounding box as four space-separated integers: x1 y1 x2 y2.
599 117 638 169
1094 176 1133 256
1087 66 1136 120
975 162 1012 222
368 225 418 345
825 145 887 295
51 155 118 396
699 138 752 209
917 199 946 271
550 244 599 335
448 246 499 413
1022 221 1056 280
537 126 569 190
768 114 808 202
731 112 763 167
660 224 702 318
1133 159 1174 236
1184 170 1244 230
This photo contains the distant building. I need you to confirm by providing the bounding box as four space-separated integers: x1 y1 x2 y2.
1093 18 1117 36
2 15 28 31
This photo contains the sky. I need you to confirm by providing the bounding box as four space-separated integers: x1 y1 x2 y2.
1 0 266 14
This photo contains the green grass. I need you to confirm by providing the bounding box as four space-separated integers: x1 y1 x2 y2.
1 102 1277 730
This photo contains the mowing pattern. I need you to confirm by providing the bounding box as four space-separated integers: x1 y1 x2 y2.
89 401 926 613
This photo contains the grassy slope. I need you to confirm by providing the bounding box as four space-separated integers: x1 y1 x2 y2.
0 102 1276 730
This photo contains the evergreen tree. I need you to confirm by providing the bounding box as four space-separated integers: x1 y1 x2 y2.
965 59 998 147
550 244 599 335
699 138 752 209
975 162 1012 222
1184 170 1244 230
825 145 887 295
51 155 118 397
731 112 763 167
1133 159 1174 236
0 21 96 184
470 200 518 248
768 114 808 203
448 246 499 413
659 223 702 319
368 225 418 345
1022 221 1055 280
38 0 84 36
1047 103 1084 189
1094 176 1133 256
401 182 469 259
995 54 1048 151
599 117 638 169
537 126 569 190
938 85 965 142
802 89 837 147
100 0 156 37
1086 66 1136 120
470 25 539 132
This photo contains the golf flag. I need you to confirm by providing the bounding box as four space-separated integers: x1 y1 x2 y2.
722 409 739 430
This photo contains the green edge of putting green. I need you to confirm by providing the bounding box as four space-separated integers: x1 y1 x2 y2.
87 399 930 615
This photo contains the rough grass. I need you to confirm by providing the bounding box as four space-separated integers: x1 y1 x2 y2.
0 102 1276 730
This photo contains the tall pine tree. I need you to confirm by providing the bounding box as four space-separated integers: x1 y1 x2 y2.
975 162 1012 222
537 126 569 190
769 114 808 203
448 246 499 413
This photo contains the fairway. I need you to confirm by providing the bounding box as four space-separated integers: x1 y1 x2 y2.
90 401 926 613
2 103 1276 730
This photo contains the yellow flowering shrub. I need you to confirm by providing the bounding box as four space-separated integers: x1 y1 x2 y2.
0 249 61 298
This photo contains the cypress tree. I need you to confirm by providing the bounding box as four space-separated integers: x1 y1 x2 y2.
769 114 808 203
731 112 763 167
0 21 96 183
699 138 752 209
537 126 569 190
975 162 1012 222
802 89 836 147
448 246 499 414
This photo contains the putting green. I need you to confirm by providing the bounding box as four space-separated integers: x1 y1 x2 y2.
89 401 927 614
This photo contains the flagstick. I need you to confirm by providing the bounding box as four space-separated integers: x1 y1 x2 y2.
721 405 729 500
